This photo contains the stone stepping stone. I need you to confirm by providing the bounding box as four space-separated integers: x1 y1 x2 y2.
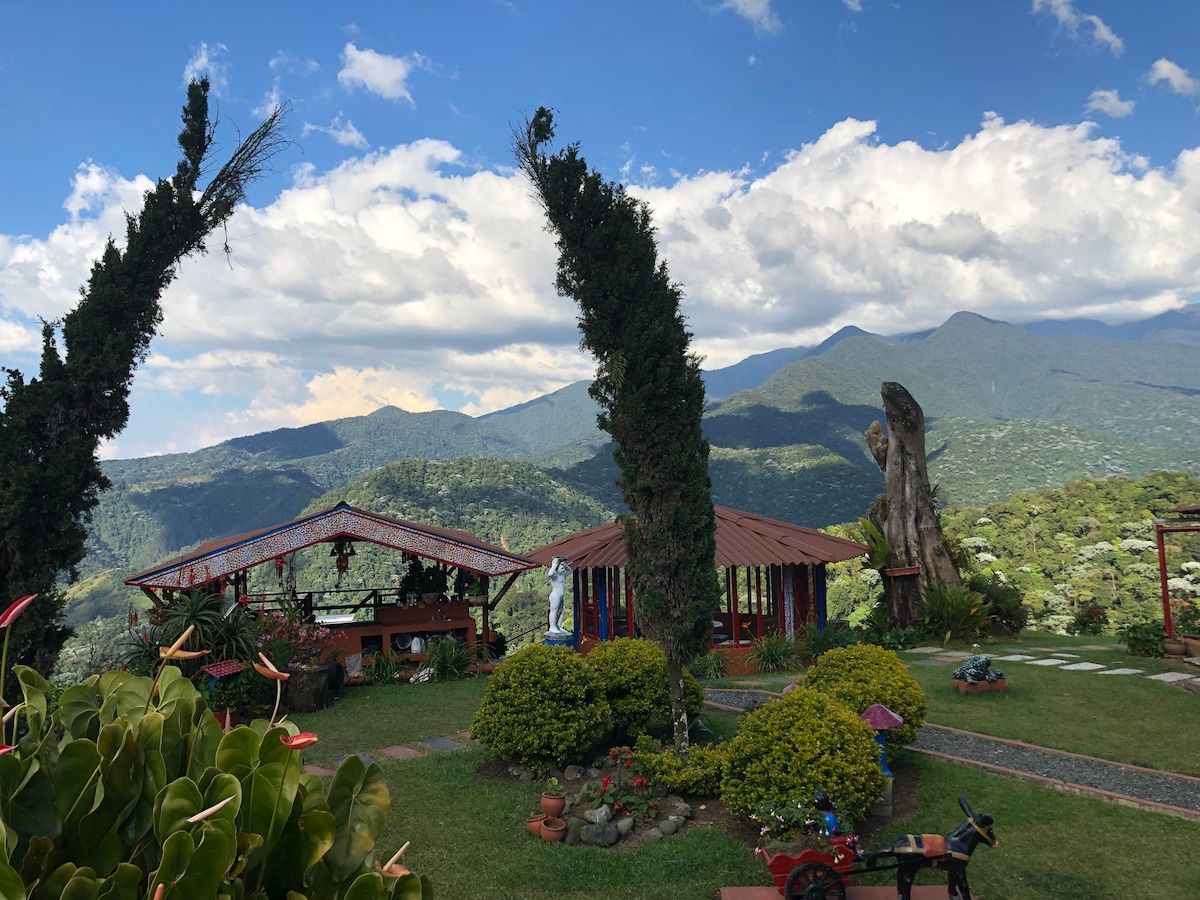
304 764 335 776
912 658 949 666
1026 658 1069 666
1145 671 1195 683
1049 652 1080 658
418 736 466 752
991 654 1037 661
1079 644 1118 651
905 647 947 654
1097 668 1144 676
331 753 381 767
1059 662 1107 671
380 744 425 760
935 652 974 660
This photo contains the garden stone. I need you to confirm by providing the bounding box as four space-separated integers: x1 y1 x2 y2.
641 826 663 844
671 802 693 819
659 818 679 835
584 805 613 825
615 816 635 836
581 822 619 847
565 764 586 780
586 767 602 778
573 787 592 808
565 817 585 846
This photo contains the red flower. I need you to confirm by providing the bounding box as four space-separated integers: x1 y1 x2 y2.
0 595 36 629
280 732 319 750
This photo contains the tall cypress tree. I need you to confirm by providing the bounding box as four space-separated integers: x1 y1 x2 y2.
0 79 289 675
516 108 720 747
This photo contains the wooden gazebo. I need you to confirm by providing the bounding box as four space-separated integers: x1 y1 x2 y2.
125 501 539 662
528 506 867 661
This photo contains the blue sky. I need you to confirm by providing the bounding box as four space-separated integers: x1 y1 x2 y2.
2 0 1198 458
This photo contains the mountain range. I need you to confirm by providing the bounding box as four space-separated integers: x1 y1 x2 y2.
75 306 1200 626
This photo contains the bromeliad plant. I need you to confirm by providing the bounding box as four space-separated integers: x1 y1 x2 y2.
0 662 430 899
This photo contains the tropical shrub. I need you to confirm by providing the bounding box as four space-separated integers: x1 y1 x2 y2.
634 739 728 795
747 630 800 673
719 687 886 823
802 644 927 752
920 582 991 643
797 622 861 662
365 649 404 685
419 635 472 681
967 572 1028 636
1067 602 1109 635
471 644 610 769
583 638 703 741
1119 622 1165 658
0 665 427 899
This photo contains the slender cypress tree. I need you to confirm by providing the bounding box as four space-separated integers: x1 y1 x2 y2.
0 79 289 675
515 108 720 747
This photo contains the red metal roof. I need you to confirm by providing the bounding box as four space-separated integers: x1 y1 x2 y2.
526 506 867 569
125 501 539 590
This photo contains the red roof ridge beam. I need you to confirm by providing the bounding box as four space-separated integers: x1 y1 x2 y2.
125 501 538 590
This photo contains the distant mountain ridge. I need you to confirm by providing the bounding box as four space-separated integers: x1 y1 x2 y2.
80 306 1200 623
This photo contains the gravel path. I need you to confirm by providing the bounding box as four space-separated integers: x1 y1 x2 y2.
909 724 1200 814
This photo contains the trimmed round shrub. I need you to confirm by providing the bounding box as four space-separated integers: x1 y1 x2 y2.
583 638 704 741
470 644 610 769
802 644 927 751
719 687 886 822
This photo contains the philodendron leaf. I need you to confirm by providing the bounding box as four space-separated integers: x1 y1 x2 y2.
154 778 204 843
150 825 229 900
94 862 141 900
13 666 50 739
390 872 430 900
341 872 386 900
79 723 143 869
0 857 25 900
199 773 242 874
324 758 390 884
59 868 102 900
56 680 103 743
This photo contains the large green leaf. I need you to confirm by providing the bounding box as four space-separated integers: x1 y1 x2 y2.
198 774 242 874
153 778 204 844
0 755 59 845
390 872 431 900
94 862 141 900
150 826 229 900
324 758 390 884
77 724 143 874
261 801 335 896
0 856 25 900
216 727 297 856
342 872 386 900
56 680 103 743
53 741 102 850
58 868 101 900
13 666 50 740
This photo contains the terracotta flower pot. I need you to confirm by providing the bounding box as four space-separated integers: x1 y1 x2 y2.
526 813 547 836
1184 636 1200 658
540 791 566 818
990 678 1006 691
1165 637 1186 656
540 816 566 842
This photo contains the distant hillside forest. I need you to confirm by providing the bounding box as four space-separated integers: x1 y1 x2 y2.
826 471 1200 633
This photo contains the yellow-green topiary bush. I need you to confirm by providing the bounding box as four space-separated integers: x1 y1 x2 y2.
720 687 887 822
583 638 704 741
801 643 927 752
470 644 610 769
634 741 728 796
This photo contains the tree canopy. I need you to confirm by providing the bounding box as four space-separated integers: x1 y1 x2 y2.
515 107 720 746
0 79 289 674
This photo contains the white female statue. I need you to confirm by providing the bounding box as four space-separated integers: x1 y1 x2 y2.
547 556 571 634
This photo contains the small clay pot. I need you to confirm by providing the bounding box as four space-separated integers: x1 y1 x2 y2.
991 678 1006 691
540 816 566 842
540 791 566 818
526 813 547 836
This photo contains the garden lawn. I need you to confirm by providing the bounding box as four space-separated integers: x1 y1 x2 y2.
901 642 1200 776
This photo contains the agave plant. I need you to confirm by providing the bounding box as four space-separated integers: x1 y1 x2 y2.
0 663 430 899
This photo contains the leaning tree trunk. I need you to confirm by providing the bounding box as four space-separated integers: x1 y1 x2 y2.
864 382 961 627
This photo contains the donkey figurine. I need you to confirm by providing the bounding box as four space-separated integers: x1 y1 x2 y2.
864 796 997 900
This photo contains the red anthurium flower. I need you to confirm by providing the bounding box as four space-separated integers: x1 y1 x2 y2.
0 745 15 757
0 595 36 629
381 841 411 878
280 732 319 750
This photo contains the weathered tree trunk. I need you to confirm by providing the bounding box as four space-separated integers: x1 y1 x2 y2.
864 382 961 627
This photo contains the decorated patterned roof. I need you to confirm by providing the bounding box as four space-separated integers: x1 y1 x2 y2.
125 501 539 590
526 506 868 569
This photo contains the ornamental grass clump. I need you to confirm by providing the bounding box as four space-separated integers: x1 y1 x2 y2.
471 643 610 769
719 687 886 824
802 643 927 753
583 638 703 741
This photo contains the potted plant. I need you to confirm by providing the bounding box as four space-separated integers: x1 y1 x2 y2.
206 668 253 726
1173 599 1200 656
540 776 567 818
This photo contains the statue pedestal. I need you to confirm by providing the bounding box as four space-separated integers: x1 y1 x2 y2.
541 631 576 649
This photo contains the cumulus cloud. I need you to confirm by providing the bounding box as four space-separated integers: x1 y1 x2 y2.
717 0 782 36
303 115 369 148
182 42 230 92
1031 0 1123 56
338 42 431 103
1147 58 1199 96
5 116 1200 454
1085 88 1134 117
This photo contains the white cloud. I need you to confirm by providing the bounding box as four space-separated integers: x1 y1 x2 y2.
842 0 863 11
717 0 782 36
1147 58 1199 96
1085 88 1134 118
6 117 1200 454
182 42 230 92
337 42 431 103
268 51 320 75
303 115 369 148
1031 0 1123 56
